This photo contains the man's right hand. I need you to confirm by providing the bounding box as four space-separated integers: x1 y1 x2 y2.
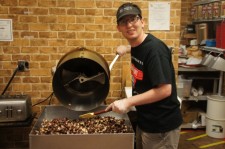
116 45 131 56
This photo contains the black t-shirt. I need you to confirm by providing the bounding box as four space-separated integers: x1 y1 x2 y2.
131 34 183 133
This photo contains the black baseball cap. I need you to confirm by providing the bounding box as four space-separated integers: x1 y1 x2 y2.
116 3 142 22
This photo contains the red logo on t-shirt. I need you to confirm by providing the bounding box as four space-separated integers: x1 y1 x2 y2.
131 64 143 87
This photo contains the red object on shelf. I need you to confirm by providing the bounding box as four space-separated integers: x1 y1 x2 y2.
221 22 225 49
216 23 221 48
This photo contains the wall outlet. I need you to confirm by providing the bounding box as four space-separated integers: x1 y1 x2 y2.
18 60 29 71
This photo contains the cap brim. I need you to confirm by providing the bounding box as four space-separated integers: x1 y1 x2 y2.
117 11 140 22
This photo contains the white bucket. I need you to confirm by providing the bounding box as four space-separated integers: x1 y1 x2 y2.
206 95 225 120
206 116 225 138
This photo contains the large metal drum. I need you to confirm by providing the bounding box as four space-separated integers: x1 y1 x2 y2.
52 47 110 111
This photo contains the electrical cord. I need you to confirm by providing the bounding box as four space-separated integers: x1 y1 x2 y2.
1 67 19 95
32 92 54 107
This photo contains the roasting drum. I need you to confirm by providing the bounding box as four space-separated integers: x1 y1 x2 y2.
52 47 110 111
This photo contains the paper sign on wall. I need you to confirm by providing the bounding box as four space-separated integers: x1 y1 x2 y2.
148 2 170 30
0 19 13 41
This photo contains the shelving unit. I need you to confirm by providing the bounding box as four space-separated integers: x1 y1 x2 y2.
178 66 222 129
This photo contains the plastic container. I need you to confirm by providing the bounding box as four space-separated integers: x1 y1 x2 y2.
207 95 225 120
206 95 225 138
206 116 225 138
206 39 216 47
177 77 193 97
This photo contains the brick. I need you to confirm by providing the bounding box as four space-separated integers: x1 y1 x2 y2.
13 84 31 92
85 25 103 31
58 1 75 7
0 0 18 6
103 40 119 47
0 7 8 14
11 39 30 46
23 77 40 83
67 24 84 31
68 40 85 46
76 1 95 8
76 16 94 23
67 9 84 15
77 32 95 39
96 1 112 8
12 55 30 61
85 39 103 46
13 23 29 30
110 83 121 90
58 16 75 23
49 8 66 15
30 69 51 76
21 47 39 53
30 39 48 46
96 47 112 54
50 24 66 31
49 40 66 46
41 77 53 83
39 47 57 53
50 54 64 61
95 17 113 24
30 24 49 31
39 16 57 23
1 61 16 69
40 61 55 68
31 8 48 15
58 32 76 38
85 9 103 16
19 0 37 6
31 55 49 61
21 32 38 38
104 25 117 31
3 47 20 54
38 0 56 7
104 9 116 16
0 70 12 76
32 84 50 91
39 32 57 38
166 32 180 39
96 32 112 38
9 7 28 14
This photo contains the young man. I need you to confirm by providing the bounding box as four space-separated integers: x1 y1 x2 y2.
106 2 183 149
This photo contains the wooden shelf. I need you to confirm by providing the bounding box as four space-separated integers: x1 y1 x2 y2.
183 33 197 39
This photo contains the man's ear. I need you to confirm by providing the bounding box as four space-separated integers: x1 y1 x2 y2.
117 25 121 32
141 19 145 28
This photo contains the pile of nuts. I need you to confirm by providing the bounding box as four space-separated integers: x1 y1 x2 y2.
35 116 132 135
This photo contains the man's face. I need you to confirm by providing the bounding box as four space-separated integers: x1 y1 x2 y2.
117 15 144 42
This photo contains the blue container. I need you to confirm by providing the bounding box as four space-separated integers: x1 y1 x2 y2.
206 39 216 47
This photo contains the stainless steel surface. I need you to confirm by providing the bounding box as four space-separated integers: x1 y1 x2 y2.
0 95 32 122
178 66 219 72
29 106 134 149
52 47 110 111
